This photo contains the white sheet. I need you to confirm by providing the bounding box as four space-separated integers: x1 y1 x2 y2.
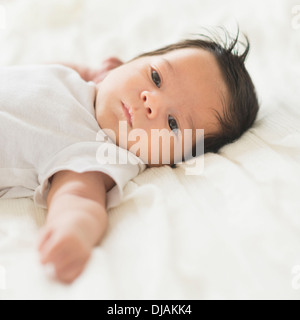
0 0 300 300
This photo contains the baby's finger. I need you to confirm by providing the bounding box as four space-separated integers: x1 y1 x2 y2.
39 233 68 265
37 227 53 252
49 250 77 273
56 259 86 284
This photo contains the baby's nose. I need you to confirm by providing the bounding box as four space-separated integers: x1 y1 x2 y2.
141 91 158 119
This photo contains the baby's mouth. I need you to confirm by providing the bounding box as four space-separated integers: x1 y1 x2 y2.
121 102 133 127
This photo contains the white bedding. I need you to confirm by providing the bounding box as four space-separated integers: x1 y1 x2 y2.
0 0 300 300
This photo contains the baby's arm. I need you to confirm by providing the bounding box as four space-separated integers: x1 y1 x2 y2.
62 57 123 83
38 170 115 283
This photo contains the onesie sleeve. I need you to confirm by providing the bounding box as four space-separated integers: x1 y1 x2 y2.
33 140 146 210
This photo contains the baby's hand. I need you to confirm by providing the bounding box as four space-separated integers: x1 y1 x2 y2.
38 170 111 284
91 57 123 83
38 221 92 284
60 57 123 83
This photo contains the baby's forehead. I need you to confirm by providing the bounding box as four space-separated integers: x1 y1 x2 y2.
136 47 211 64
150 48 225 87
162 47 215 63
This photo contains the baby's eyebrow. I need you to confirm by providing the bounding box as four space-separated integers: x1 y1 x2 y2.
162 58 174 74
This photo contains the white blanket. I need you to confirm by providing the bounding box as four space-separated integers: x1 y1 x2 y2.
0 0 300 300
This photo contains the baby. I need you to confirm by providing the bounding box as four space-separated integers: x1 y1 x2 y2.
0 31 259 283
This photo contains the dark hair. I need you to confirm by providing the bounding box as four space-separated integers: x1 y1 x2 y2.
132 28 259 164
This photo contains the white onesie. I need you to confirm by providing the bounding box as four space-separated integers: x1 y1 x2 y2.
0 64 146 209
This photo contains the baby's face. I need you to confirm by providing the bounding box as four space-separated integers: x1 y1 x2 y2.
95 48 227 166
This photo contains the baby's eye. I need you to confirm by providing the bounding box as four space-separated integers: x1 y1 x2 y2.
168 115 179 134
151 70 161 88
